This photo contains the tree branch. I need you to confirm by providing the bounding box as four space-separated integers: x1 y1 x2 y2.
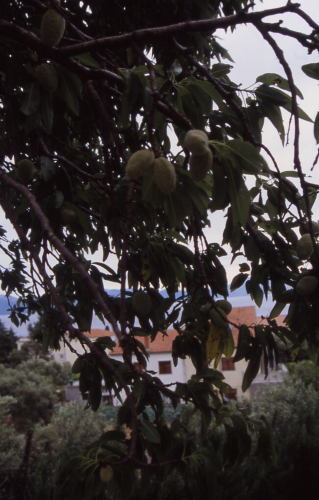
55 4 303 57
0 171 124 342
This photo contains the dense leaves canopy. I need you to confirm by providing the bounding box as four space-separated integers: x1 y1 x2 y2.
1 0 319 498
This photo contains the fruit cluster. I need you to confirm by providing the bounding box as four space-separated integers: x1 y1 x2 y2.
125 150 176 195
184 130 213 182
40 8 65 47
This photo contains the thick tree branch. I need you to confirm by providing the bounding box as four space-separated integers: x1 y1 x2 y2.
54 4 302 57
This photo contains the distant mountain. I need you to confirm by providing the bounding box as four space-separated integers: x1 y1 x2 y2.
0 284 284 338
0 295 17 315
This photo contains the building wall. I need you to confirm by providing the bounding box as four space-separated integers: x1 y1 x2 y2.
19 306 284 404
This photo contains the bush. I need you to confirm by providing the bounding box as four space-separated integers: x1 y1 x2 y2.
218 362 319 500
0 402 110 500
0 396 24 471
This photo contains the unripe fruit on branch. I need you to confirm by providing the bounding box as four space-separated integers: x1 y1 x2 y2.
296 276 318 295
100 465 113 483
41 9 65 47
300 221 319 235
209 307 229 329
59 206 76 226
189 148 212 181
126 150 155 179
152 158 176 195
17 159 34 184
35 63 58 92
72 357 84 374
296 234 315 260
132 291 151 315
215 299 232 315
184 130 209 156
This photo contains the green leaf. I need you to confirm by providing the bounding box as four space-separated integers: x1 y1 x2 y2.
230 140 266 174
98 430 126 445
233 325 251 363
255 84 290 106
140 420 161 444
187 81 212 115
212 140 266 174
226 167 250 228
230 273 249 292
269 301 286 320
282 101 313 122
314 112 319 144
242 345 263 392
40 156 55 181
94 336 116 350
211 63 233 77
88 375 102 411
302 63 319 81
55 66 81 115
40 90 53 133
74 53 100 68
20 82 40 116
195 80 223 106
259 102 285 144
256 73 303 99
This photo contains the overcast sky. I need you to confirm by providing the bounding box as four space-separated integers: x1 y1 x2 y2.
1 0 318 333
206 0 319 281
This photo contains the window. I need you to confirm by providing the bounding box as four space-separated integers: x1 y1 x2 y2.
221 357 235 371
60 354 64 359
227 389 237 400
158 361 172 374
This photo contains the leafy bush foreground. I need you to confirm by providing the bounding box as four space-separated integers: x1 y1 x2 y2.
1 362 319 500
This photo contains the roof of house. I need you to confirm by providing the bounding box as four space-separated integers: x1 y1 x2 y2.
228 306 256 345
84 305 263 354
256 314 286 327
85 328 179 355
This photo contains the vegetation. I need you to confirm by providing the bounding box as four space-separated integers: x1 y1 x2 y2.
0 358 71 428
217 361 319 500
0 320 18 364
1 0 319 498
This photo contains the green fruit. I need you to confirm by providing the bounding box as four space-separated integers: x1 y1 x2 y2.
41 9 66 47
152 158 176 195
60 206 76 226
17 159 34 184
72 357 84 374
189 148 212 181
35 63 58 92
184 130 209 156
215 299 232 315
132 291 151 315
209 307 229 328
300 221 319 235
296 234 315 260
126 150 155 179
296 276 318 295
279 289 294 303
100 465 113 483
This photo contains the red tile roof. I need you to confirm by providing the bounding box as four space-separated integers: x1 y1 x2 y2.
228 306 256 345
83 305 261 353
256 314 286 327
